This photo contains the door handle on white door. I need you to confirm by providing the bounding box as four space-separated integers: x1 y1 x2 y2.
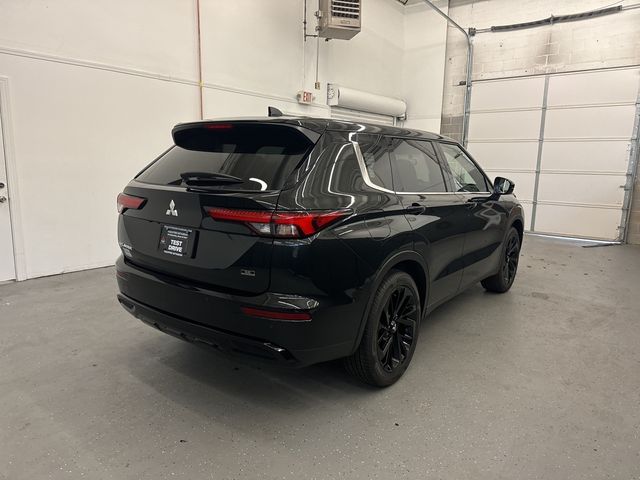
0 196 6 203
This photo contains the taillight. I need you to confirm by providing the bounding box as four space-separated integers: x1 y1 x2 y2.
117 193 146 214
205 207 350 238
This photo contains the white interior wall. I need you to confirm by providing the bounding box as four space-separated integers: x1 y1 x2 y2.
200 0 330 119
0 0 448 280
326 0 406 100
0 0 198 79
402 0 449 132
0 54 199 279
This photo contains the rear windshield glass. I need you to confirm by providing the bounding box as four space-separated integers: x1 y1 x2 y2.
136 124 315 191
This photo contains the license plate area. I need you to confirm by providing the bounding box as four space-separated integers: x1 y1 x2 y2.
158 225 195 258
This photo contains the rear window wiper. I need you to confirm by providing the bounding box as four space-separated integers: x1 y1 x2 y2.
179 171 244 185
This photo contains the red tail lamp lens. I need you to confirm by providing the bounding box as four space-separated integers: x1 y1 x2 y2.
207 208 273 223
205 208 350 238
241 307 311 321
272 211 347 237
117 193 146 213
204 123 233 130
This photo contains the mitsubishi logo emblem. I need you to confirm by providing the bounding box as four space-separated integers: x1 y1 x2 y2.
166 200 178 216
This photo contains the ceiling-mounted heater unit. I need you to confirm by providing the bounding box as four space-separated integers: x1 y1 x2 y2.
318 0 361 40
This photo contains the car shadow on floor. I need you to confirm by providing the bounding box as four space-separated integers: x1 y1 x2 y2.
125 283 508 428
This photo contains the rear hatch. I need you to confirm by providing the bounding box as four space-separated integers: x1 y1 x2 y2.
117 121 321 294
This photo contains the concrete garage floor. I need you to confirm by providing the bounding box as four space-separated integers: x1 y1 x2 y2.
1 236 639 479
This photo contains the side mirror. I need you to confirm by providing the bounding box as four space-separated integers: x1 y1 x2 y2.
493 176 515 196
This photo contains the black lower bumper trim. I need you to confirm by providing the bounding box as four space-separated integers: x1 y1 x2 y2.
117 294 296 364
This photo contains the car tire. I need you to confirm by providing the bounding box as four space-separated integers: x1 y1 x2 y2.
345 270 421 387
481 226 521 293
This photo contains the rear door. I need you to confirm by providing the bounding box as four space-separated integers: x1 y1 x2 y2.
118 122 319 294
388 137 468 307
436 142 506 287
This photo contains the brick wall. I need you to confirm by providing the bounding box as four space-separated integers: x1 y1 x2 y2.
440 0 640 242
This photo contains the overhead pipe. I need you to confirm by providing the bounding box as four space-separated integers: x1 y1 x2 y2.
474 4 631 33
421 0 473 146
303 0 322 90
303 0 318 40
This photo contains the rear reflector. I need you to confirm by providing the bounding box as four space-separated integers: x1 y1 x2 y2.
117 193 146 213
205 208 350 238
241 307 311 321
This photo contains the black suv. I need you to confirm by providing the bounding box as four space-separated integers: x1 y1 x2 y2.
116 117 523 386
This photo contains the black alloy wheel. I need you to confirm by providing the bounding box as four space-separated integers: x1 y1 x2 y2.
481 226 521 293
502 232 520 286
345 270 421 387
377 285 418 373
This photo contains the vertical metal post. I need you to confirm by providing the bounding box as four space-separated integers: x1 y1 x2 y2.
530 74 550 232
462 39 473 147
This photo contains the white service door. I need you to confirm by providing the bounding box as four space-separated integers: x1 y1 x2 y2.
0 112 16 282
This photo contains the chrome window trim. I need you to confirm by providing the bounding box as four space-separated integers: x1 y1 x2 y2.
351 140 491 196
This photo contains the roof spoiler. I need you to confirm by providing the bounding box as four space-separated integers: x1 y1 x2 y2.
171 120 321 151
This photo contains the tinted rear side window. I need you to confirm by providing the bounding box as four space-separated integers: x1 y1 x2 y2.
389 139 447 193
357 134 393 190
137 123 315 191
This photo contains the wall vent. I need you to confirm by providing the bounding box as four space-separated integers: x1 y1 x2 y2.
318 0 361 40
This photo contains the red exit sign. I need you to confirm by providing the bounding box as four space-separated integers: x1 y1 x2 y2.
297 90 314 105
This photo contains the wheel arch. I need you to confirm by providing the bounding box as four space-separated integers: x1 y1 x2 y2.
392 260 428 312
506 202 525 243
510 216 524 244
350 250 430 354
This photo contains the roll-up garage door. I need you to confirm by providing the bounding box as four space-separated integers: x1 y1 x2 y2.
467 67 640 241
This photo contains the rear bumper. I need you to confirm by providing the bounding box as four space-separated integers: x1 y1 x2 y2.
117 293 298 363
115 256 365 366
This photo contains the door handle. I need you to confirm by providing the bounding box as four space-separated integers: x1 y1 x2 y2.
405 203 426 215
0 196 6 203
466 196 491 207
